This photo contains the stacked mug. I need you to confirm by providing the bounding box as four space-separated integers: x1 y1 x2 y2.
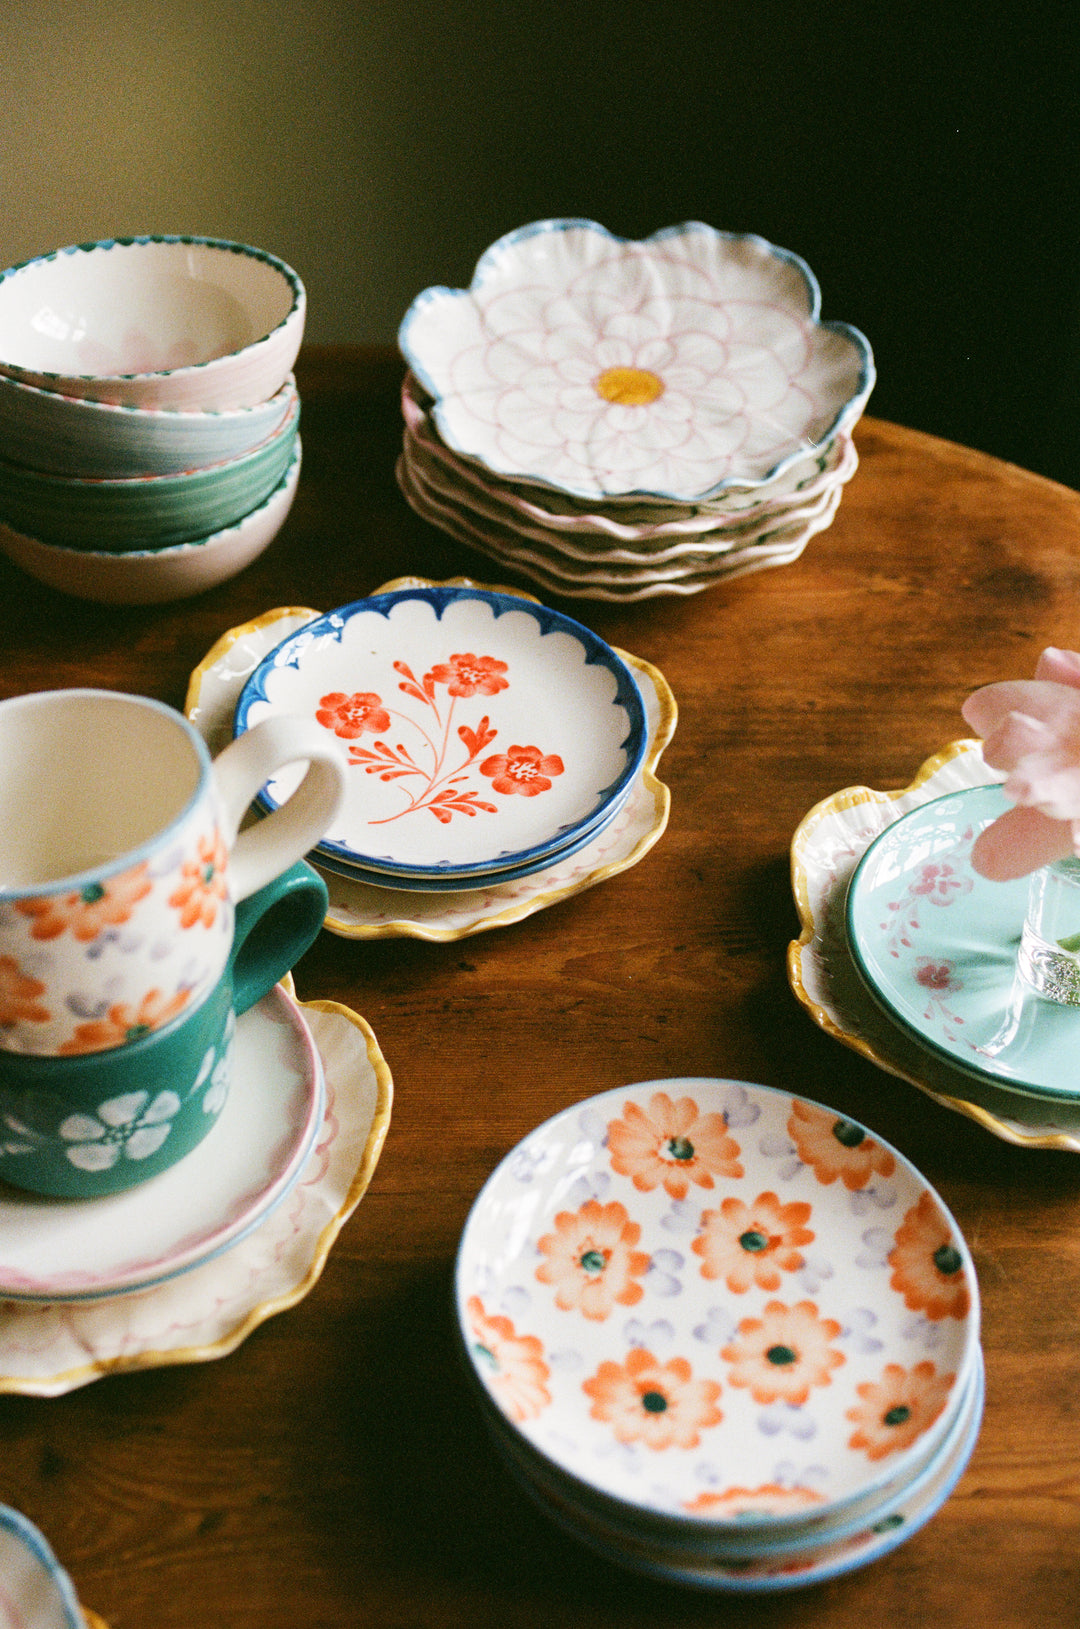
0 688 346 1198
0 235 306 603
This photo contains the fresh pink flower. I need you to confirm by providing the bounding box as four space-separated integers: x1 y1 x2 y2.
962 647 1080 879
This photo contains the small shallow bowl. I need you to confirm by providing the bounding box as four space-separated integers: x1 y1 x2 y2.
234 583 649 880
0 235 305 410
399 219 874 503
456 1077 979 1553
0 368 297 477
0 392 298 550
0 1504 86 1628
0 437 301 603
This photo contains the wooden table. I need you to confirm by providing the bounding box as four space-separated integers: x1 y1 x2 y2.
2 346 1080 1628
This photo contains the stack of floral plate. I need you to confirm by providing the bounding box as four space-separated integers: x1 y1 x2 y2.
396 220 875 601
233 582 651 891
455 1077 982 1591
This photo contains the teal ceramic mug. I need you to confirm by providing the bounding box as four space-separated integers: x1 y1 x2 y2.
0 859 328 1197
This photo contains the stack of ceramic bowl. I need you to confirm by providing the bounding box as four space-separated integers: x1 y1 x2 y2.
396 220 874 601
455 1077 982 1591
232 581 650 892
0 235 305 603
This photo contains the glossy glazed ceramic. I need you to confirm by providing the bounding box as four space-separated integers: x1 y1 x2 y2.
0 1504 87 1629
0 237 305 410
399 220 874 502
0 438 301 603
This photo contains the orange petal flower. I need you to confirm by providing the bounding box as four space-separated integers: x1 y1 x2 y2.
479 745 565 797
722 1299 845 1406
787 1099 896 1191
692 1191 814 1293
846 1360 956 1460
168 832 229 930
57 987 191 1056
536 1198 650 1320
16 862 153 943
428 653 510 698
684 1484 826 1518
888 1191 971 1320
316 690 392 739
0 955 51 1029
607 1090 743 1200
583 1347 722 1450
466 1295 551 1423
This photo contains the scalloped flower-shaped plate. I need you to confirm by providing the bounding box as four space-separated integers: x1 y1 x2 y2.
399 219 874 502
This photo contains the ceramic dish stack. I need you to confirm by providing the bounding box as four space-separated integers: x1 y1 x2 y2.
232 581 652 892
396 219 874 601
0 235 306 603
455 1077 982 1591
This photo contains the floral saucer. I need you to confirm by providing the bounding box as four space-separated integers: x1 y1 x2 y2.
0 1504 88 1629
398 219 874 503
184 588 676 942
0 982 392 1395
0 984 324 1302
455 1078 979 1532
788 741 1080 1151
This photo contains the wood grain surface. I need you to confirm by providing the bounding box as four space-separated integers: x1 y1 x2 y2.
2 347 1079 1628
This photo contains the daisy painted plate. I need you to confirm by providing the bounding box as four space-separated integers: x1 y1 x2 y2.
398 219 874 503
0 983 392 1395
454 1078 979 1535
184 587 676 941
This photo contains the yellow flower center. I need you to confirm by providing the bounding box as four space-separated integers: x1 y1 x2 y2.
594 365 665 406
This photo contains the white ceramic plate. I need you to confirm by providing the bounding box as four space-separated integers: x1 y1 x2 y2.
0 1505 87 1629
0 984 392 1396
456 1077 979 1530
0 984 325 1301
788 742 1080 1150
234 582 648 877
399 219 874 502
183 592 676 941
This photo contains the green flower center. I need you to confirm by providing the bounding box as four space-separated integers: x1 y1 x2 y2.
884 1404 912 1428
125 1023 152 1042
641 1390 668 1413
831 1117 866 1148
666 1136 694 1161
579 1249 607 1274
80 882 107 905
739 1229 769 1253
933 1243 963 1276
766 1344 798 1367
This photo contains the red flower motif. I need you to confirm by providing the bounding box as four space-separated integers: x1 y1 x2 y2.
914 957 958 993
480 745 565 797
427 653 509 698
316 691 391 739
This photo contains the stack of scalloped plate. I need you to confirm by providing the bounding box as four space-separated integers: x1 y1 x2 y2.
396 220 874 601
455 1077 982 1591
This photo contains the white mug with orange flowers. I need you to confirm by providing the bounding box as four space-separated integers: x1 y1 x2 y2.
0 688 346 1057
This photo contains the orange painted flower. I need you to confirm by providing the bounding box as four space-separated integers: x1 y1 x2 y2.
888 1191 971 1320
58 987 192 1055
0 956 51 1029
479 744 565 797
466 1295 551 1422
583 1347 722 1450
316 690 392 738
428 653 510 698
16 863 153 943
607 1090 743 1200
722 1299 845 1406
692 1191 814 1293
536 1198 650 1320
168 831 230 930
787 1099 896 1191
846 1360 956 1460
683 1484 826 1518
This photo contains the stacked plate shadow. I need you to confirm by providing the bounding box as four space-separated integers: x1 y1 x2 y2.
454 1077 982 1591
232 582 650 892
396 219 875 601
0 235 306 603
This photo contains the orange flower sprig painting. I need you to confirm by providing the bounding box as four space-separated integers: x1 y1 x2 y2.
316 652 566 826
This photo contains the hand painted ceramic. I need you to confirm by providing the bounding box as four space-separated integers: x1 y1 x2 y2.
398 219 874 503
0 393 298 550
234 584 648 880
185 595 676 938
0 237 305 410
0 688 344 1055
847 785 1080 1100
455 1078 979 1542
0 989 393 1396
0 860 328 1196
0 982 324 1295
0 1504 87 1629
788 741 1080 1149
0 369 297 479
0 438 301 604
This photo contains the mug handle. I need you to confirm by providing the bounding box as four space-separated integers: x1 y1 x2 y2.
211 714 346 901
229 860 330 1015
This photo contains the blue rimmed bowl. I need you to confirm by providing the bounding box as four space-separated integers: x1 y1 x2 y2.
0 1504 88 1628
